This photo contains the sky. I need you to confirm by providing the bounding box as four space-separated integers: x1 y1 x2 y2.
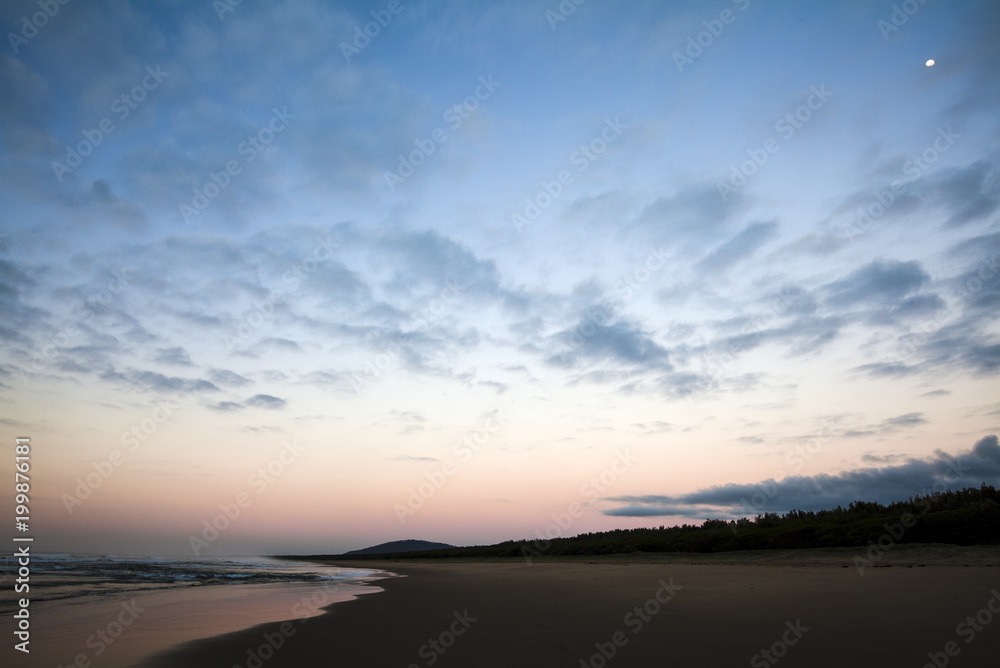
1 0 998 557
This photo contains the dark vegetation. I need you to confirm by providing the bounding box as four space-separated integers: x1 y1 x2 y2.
331 485 1000 559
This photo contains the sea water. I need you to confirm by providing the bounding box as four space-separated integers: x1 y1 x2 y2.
0 553 383 667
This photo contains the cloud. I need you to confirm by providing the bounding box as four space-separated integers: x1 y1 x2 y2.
819 156 997 243
934 160 1000 228
244 394 287 409
0 258 46 343
385 410 426 432
209 401 244 412
73 179 147 231
153 346 193 366
0 0 997 524
962 343 1000 374
0 53 54 157
633 420 676 434
299 370 354 395
879 412 927 429
696 221 778 273
390 410 425 422
900 320 1000 378
100 368 220 394
380 228 502 298
948 231 1000 313
939 1 1000 123
630 184 749 245
475 379 507 394
711 313 843 358
546 314 671 371
882 293 946 319
824 259 929 307
245 338 304 356
209 368 252 387
210 392 287 411
861 453 906 464
603 435 1000 518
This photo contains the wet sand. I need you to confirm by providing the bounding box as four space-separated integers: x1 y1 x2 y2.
147 547 1000 667
6 578 380 668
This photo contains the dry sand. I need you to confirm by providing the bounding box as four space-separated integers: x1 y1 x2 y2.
146 546 1000 667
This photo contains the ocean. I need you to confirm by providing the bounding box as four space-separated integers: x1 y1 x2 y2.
0 553 384 667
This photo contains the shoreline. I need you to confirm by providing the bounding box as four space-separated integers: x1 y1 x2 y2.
148 546 1000 667
301 542 1000 568
5 572 388 668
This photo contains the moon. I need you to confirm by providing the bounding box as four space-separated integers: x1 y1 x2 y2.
926 59 935 67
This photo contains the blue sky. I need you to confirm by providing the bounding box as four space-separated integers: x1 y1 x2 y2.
1 0 998 555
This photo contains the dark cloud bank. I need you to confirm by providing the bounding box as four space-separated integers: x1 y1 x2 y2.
605 435 1000 519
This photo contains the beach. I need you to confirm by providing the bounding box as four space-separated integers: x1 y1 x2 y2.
148 547 1000 667
0 556 379 668
18 581 372 667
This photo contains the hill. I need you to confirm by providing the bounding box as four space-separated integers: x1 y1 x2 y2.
335 484 1000 560
343 539 455 555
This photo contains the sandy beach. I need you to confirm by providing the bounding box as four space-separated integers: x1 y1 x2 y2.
9 578 379 668
147 547 1000 667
